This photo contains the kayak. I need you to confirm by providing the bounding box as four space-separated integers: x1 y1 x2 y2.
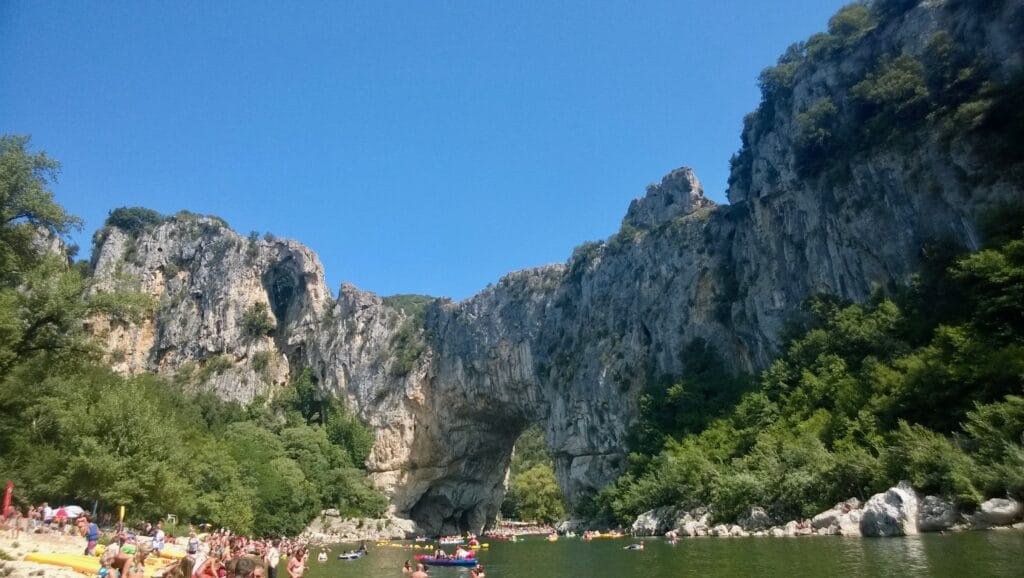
415 555 478 567
338 550 366 560
469 544 489 550
25 553 166 576
439 539 464 546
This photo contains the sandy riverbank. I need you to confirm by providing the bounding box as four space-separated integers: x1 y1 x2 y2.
0 531 92 577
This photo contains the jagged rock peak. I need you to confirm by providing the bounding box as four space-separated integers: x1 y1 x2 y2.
623 166 714 229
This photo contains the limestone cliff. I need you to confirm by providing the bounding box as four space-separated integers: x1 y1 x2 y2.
87 0 1024 534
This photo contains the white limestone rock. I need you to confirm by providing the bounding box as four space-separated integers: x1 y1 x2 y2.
861 483 919 537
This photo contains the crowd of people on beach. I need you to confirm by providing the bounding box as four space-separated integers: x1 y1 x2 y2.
2 500 495 577
0 501 320 578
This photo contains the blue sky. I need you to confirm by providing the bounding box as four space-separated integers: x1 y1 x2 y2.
1 0 850 300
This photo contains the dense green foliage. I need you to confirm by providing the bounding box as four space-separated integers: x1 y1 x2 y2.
105 207 165 235
629 339 754 457
592 229 1024 525
501 425 567 523
0 138 386 537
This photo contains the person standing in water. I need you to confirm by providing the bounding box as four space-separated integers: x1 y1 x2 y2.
287 548 306 578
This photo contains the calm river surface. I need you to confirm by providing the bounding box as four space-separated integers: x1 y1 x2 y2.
304 530 1023 577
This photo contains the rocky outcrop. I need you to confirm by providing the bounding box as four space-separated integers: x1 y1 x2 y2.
299 510 421 543
971 498 1024 527
623 167 713 229
87 1 1024 534
88 216 329 403
861 483 919 537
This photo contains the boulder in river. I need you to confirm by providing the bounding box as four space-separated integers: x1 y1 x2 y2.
861 482 919 537
917 496 959 532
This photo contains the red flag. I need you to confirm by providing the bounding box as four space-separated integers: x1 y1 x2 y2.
2 481 12 520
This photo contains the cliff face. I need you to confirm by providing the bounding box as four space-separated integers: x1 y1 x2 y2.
88 1 1024 534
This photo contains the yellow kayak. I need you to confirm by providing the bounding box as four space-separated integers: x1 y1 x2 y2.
469 544 489 550
25 553 166 576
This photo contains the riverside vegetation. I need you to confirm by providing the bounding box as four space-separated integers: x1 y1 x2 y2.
590 223 1024 526
0 136 387 537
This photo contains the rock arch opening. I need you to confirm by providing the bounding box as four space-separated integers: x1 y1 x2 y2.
499 424 568 525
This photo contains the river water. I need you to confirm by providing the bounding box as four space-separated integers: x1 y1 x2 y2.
303 530 1023 577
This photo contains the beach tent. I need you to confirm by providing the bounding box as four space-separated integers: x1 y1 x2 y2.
59 505 86 518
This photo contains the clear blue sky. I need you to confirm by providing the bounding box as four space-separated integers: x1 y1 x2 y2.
1 0 850 300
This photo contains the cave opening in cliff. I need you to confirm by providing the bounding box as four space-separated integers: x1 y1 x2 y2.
262 257 305 329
